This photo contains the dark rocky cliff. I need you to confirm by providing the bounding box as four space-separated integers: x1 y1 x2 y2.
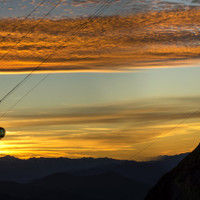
145 143 200 200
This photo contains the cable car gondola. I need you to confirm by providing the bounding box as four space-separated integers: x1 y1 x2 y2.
0 127 6 139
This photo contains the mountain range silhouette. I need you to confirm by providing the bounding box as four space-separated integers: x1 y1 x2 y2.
0 154 187 185
0 172 150 200
0 153 189 200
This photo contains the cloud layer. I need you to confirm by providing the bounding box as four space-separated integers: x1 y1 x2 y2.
1 96 200 160
0 8 200 73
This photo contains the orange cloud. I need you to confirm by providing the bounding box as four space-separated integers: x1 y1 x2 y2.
1 96 200 160
0 8 200 73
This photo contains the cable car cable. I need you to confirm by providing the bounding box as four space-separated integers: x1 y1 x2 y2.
0 0 62 61
0 0 114 104
128 109 200 160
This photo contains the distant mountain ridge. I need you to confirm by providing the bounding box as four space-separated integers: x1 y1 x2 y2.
0 153 188 185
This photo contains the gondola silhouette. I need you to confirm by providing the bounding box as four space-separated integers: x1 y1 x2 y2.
0 128 5 139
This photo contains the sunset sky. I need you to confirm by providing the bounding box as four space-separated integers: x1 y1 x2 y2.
0 0 200 161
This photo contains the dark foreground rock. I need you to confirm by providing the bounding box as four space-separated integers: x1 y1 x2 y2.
145 143 200 200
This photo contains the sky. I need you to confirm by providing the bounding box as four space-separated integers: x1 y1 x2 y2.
0 0 200 160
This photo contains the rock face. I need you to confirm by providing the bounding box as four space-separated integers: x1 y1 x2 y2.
145 143 200 200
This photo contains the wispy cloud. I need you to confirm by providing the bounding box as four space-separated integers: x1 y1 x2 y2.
1 96 200 160
3 96 200 132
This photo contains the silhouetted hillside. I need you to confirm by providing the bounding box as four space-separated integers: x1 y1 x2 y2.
70 153 188 185
115 153 188 185
145 143 200 200
0 172 150 200
0 156 121 183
